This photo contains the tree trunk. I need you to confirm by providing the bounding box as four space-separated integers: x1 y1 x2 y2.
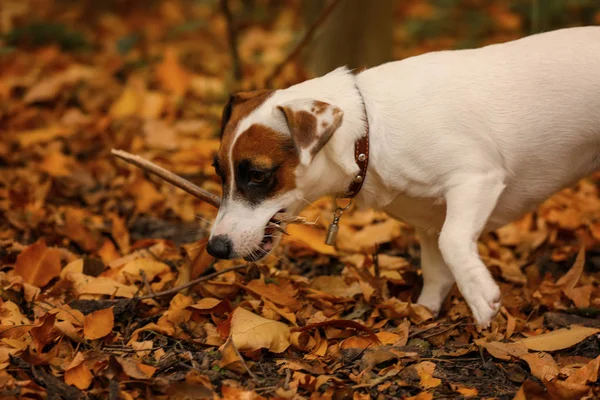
303 0 395 76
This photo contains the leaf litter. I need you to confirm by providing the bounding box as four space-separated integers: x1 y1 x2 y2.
2 1 600 399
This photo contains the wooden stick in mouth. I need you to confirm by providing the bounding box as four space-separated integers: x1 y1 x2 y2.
110 149 309 226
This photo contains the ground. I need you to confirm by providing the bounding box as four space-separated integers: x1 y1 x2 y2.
1 1 600 399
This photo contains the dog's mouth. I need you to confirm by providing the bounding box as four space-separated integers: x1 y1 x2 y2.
243 209 285 262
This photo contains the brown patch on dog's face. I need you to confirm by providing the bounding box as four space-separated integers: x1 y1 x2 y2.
214 90 274 194
230 124 299 205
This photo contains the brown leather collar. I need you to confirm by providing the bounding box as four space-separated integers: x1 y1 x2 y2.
342 85 369 198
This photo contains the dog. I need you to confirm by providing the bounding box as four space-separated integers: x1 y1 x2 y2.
206 26 600 327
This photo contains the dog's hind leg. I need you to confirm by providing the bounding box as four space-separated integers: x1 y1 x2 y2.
416 229 455 316
438 172 505 327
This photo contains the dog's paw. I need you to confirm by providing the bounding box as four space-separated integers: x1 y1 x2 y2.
458 272 501 328
416 291 443 317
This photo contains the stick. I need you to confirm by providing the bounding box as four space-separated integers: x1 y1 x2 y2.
137 265 248 300
221 0 243 81
264 0 341 87
111 149 221 208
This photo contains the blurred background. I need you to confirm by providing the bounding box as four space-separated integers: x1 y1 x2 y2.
1 0 599 265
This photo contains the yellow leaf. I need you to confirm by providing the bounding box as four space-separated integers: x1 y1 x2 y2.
286 224 336 255
517 326 600 352
229 307 290 353
119 258 170 283
109 78 144 118
83 307 114 340
14 239 61 287
67 272 138 298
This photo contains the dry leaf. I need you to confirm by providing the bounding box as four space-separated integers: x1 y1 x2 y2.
517 326 600 352
475 340 528 361
83 307 115 340
229 307 290 353
520 352 560 381
13 239 61 287
64 352 93 390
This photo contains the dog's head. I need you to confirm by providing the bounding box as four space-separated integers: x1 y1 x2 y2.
206 89 344 261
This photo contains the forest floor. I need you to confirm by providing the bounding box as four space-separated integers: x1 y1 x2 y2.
2 1 600 399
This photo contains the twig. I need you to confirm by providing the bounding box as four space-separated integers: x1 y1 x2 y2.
111 149 221 208
140 270 155 296
230 339 260 382
136 265 248 300
264 0 342 87
221 0 242 80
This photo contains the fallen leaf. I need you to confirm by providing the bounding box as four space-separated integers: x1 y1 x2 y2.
13 239 61 287
520 352 560 381
115 357 156 379
229 307 290 353
64 352 93 390
517 326 600 352
414 361 441 389
286 224 336 255
475 339 528 361
83 307 114 340
244 279 299 309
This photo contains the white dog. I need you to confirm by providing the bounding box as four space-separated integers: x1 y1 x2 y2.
207 26 600 327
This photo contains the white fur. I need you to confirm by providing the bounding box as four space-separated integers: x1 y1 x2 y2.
211 27 600 326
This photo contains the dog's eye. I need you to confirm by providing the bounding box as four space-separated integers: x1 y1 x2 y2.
249 170 267 184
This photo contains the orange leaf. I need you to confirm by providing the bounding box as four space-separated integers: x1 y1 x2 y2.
64 352 92 390
156 48 190 96
83 307 114 340
13 239 61 287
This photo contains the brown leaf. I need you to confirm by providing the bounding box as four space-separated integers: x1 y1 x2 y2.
83 307 114 340
517 326 600 352
115 357 156 379
557 246 585 290
30 313 56 353
475 339 528 361
13 239 61 287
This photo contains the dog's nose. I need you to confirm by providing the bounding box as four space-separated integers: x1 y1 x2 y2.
206 235 234 259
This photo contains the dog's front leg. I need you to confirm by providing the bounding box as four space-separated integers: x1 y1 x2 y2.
416 229 455 316
438 173 505 327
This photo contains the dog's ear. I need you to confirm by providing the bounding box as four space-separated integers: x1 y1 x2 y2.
277 100 343 166
221 90 274 137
